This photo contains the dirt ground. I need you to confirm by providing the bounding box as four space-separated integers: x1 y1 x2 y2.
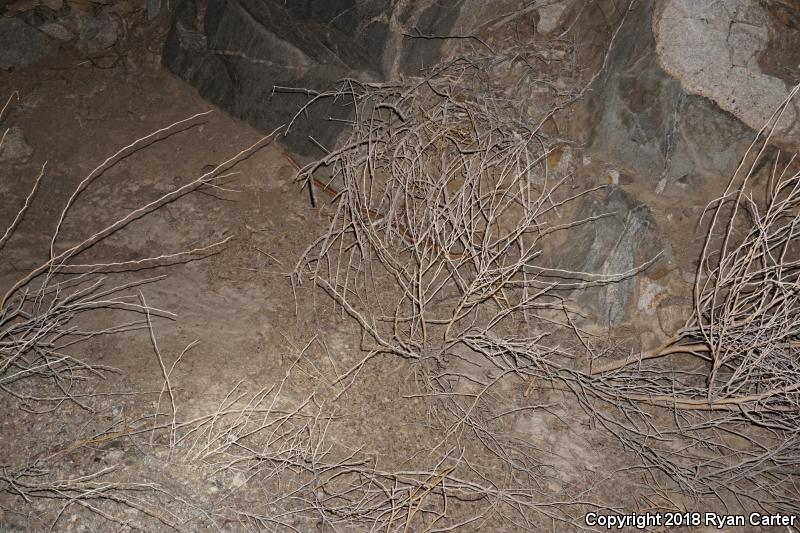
0 9 785 533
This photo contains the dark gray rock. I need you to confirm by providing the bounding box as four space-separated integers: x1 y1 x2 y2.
541 186 668 327
38 21 74 42
78 13 119 55
580 0 754 194
163 0 374 155
162 0 465 155
0 18 54 71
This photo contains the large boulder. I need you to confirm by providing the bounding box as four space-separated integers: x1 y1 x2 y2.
574 1 741 194
654 0 800 150
162 0 470 155
568 0 799 196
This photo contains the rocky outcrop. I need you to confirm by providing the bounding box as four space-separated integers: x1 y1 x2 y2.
540 186 669 328
572 0 800 196
549 0 800 330
163 0 472 155
654 0 800 149
576 1 754 195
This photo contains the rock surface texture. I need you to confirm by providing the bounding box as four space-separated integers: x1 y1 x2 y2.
586 1 768 195
541 186 666 328
654 0 800 149
1 0 130 65
0 126 34 163
163 0 475 155
0 18 54 71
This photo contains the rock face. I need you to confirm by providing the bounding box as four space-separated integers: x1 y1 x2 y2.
579 0 760 195
162 0 470 155
542 186 667 328
572 0 800 198
557 0 800 330
654 0 800 149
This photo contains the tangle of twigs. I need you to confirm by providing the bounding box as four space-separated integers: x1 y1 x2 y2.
286 51 631 529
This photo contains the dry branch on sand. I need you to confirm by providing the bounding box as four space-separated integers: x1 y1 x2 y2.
0 100 276 409
289 43 800 520
2 11 636 530
2 332 603 532
9 9 800 528
290 62 623 383
161 378 594 531
0 99 282 528
1 80 603 530
287 54 636 528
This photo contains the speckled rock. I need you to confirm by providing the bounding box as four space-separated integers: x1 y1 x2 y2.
0 17 54 71
537 186 670 327
574 0 798 196
654 0 800 149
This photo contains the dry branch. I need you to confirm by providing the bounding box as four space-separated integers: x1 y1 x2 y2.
0 100 275 408
286 43 628 529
